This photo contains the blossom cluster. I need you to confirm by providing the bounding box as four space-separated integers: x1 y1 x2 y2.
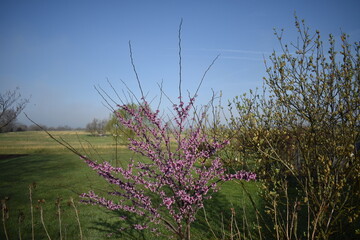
80 96 256 238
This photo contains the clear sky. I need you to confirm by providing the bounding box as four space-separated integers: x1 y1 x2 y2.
1 0 359 128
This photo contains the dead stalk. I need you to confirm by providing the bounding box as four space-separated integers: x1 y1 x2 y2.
56 198 63 240
230 208 234 240
242 203 252 240
29 185 35 240
39 200 52 240
202 207 218 239
273 198 280 240
70 197 83 240
233 211 242 240
18 211 25 240
221 212 225 240
1 198 9 240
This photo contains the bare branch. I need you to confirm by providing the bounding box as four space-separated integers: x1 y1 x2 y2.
129 41 144 100
0 88 29 131
194 54 220 98
178 18 183 99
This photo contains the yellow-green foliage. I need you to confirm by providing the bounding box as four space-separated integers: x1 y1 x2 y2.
230 17 360 239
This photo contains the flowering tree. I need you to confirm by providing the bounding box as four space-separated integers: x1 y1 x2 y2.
80 95 256 239
77 22 255 238
20 20 256 239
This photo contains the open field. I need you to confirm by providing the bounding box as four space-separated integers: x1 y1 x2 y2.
0 131 260 240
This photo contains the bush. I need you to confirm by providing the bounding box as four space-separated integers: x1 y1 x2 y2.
229 16 360 239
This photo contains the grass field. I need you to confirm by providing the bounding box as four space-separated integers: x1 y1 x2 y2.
0 131 260 240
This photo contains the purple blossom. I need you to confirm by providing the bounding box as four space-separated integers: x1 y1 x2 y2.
80 96 256 239
133 224 148 230
163 197 174 209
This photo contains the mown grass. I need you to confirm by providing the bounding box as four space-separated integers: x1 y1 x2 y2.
0 131 261 239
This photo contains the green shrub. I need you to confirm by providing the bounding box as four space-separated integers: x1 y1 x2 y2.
229 16 360 239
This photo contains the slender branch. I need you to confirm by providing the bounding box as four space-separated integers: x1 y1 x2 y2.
29 184 35 240
157 79 164 110
156 82 175 106
178 18 183 99
94 85 116 112
39 202 52 240
107 78 123 103
24 113 83 158
129 41 144 100
70 198 83 240
194 54 220 98
56 198 63 240
202 207 218 239
1 198 9 240
119 78 142 106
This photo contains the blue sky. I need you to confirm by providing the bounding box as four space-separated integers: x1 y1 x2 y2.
1 0 359 128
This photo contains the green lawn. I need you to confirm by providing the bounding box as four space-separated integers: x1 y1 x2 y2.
0 131 260 240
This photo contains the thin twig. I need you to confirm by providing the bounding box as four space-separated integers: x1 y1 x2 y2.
107 78 124 104
39 201 52 240
202 207 218 239
194 54 220 98
29 184 35 240
129 41 144 100
94 85 117 111
157 79 164 110
25 113 83 158
56 198 63 240
1 198 9 240
178 18 183 99
70 198 83 240
119 78 142 106
18 211 25 240
156 82 175 106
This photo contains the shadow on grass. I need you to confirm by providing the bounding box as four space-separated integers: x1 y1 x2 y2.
0 154 74 185
0 154 29 160
87 208 159 240
192 190 248 239
86 189 262 240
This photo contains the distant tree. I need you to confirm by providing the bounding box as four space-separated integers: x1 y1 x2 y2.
86 119 97 135
0 109 17 132
0 88 29 133
55 125 73 131
106 104 145 167
28 124 48 131
106 104 140 144
86 118 107 136
15 123 28 132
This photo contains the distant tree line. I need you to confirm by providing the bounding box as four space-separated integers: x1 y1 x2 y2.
0 88 85 133
0 88 141 137
1 122 84 132
84 105 147 144
85 118 107 136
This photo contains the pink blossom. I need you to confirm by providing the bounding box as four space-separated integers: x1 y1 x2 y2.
133 224 148 230
80 96 256 238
